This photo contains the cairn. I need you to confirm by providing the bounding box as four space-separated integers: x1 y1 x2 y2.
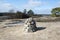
24 17 37 32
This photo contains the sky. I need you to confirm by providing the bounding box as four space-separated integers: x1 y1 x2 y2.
0 0 60 14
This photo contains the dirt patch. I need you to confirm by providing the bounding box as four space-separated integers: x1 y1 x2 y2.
0 20 60 40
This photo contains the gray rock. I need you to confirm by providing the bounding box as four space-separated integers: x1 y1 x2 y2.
24 17 37 32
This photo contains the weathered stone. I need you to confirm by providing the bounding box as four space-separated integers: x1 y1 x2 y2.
24 17 37 32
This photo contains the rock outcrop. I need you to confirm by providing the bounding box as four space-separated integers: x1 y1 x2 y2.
24 17 37 32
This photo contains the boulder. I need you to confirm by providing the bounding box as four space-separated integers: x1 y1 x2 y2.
24 17 37 32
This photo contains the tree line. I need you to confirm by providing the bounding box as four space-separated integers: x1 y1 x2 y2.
0 9 35 19
0 7 60 19
51 7 60 17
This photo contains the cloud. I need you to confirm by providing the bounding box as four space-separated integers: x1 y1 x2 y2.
57 2 60 7
53 1 60 7
34 9 51 14
23 0 42 10
57 1 60 4
1 3 13 9
0 1 17 12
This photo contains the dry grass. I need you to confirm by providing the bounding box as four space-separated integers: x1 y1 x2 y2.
34 17 60 22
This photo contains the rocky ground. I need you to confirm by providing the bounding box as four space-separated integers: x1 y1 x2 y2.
0 20 60 40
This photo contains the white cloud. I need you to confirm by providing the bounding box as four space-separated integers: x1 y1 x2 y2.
0 3 11 9
1 3 13 9
0 1 17 12
23 0 42 10
53 2 60 7
58 2 60 4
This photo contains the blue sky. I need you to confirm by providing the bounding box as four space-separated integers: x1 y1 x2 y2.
0 0 60 14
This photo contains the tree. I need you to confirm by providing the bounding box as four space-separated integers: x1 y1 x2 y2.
51 7 60 17
0 13 3 16
23 9 27 14
9 9 15 13
16 11 29 19
27 10 34 17
16 11 23 18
